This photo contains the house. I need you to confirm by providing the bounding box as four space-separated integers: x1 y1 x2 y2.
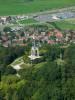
48 40 55 44
54 30 63 43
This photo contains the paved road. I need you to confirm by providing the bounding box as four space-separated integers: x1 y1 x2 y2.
0 6 75 27
26 6 75 18
17 11 75 26
18 6 75 25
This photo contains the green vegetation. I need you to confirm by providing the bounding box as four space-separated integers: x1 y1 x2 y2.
51 20 75 30
26 19 75 30
0 0 75 15
65 18 75 24
11 57 23 66
0 46 26 75
19 19 38 24
0 43 75 99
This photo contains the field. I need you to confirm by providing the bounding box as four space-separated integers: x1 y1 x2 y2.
19 18 75 29
65 18 75 24
19 19 38 24
0 0 75 15
51 19 75 30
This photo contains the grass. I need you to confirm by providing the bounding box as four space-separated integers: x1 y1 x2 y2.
20 63 31 69
0 0 75 15
65 18 75 24
11 57 23 66
19 19 38 24
52 20 75 30
11 56 31 69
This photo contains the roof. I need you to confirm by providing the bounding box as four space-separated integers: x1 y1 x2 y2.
55 32 63 38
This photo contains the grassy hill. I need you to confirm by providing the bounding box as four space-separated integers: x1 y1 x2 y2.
0 0 75 15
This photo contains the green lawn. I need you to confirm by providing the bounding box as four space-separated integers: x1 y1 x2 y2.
52 20 75 30
65 18 75 24
11 57 23 66
0 0 75 15
19 19 38 24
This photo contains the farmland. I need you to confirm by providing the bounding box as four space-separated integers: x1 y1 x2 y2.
0 0 75 15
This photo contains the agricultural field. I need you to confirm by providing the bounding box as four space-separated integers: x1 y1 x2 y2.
0 0 75 15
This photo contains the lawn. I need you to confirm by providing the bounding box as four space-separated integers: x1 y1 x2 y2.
11 57 23 66
0 0 75 15
65 18 75 24
52 20 75 30
19 19 38 24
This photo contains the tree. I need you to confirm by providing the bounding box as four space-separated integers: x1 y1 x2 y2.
3 27 11 33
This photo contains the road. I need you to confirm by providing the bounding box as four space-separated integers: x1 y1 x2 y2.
0 6 75 28
18 6 75 26
34 11 75 23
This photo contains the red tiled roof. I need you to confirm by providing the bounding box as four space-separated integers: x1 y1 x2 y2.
55 32 63 38
48 40 55 44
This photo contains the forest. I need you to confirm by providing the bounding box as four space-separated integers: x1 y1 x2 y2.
0 43 75 100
